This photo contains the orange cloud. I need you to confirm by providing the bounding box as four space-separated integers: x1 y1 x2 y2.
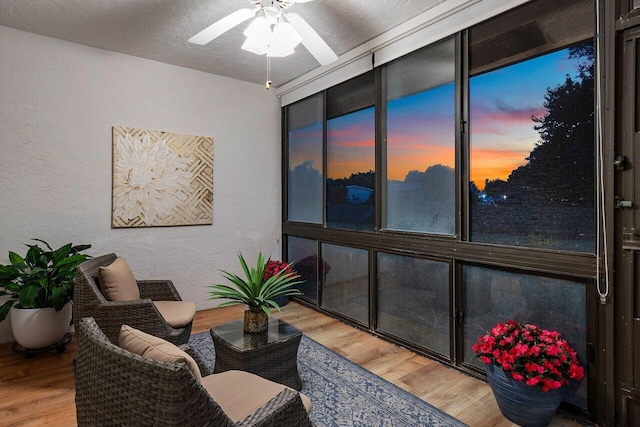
471 105 547 136
337 138 375 148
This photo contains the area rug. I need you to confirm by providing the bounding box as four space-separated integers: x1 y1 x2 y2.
188 332 468 427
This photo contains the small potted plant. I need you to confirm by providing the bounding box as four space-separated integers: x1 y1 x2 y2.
207 252 302 333
0 239 91 349
472 320 585 427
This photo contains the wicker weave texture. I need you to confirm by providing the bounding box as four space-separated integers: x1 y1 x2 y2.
73 254 191 346
211 329 303 390
75 317 312 427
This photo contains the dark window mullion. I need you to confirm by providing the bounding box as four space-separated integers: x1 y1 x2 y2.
282 106 289 225
459 31 470 243
376 66 385 232
322 90 328 228
317 239 323 308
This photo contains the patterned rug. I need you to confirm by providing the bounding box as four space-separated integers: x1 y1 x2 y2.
188 332 467 427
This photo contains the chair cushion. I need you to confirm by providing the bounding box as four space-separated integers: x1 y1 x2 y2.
98 257 141 301
202 370 311 423
119 324 202 383
153 301 196 328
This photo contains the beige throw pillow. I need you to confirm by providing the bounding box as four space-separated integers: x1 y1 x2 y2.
119 324 202 383
98 257 140 301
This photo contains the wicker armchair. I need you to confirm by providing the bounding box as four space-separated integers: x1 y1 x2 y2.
73 253 192 345
75 317 313 426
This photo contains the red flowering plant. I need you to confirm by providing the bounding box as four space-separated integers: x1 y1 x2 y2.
472 320 585 391
292 255 331 280
263 260 294 282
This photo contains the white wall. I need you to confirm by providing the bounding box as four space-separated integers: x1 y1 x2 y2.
0 25 282 343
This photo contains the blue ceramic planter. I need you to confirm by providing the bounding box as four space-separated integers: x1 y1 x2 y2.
486 364 566 427
271 295 290 308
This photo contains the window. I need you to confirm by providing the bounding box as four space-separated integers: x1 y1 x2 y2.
326 73 376 231
469 0 595 252
383 37 456 235
377 252 450 356
288 94 323 224
287 236 319 303
320 243 369 325
462 265 587 409
282 0 596 419
326 107 376 231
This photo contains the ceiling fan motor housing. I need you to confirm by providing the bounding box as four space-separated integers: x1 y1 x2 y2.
249 0 296 10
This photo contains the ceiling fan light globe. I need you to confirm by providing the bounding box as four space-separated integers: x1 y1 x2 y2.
243 16 271 39
272 21 302 46
267 44 296 57
241 37 268 55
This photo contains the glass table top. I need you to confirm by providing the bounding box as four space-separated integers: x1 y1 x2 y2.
210 317 302 350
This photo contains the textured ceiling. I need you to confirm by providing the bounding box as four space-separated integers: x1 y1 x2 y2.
0 0 446 87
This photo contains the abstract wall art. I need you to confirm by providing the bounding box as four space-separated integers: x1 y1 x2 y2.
111 126 213 228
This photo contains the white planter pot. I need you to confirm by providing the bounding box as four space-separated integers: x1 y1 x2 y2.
11 303 72 349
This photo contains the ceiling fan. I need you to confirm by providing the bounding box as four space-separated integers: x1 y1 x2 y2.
188 0 338 66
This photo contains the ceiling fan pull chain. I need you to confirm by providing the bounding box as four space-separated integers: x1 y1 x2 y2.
265 55 272 90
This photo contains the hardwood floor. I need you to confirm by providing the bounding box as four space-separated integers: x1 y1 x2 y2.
0 302 583 426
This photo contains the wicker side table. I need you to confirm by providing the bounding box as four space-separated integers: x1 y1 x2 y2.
210 318 303 390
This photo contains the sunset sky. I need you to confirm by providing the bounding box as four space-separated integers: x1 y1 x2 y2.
289 46 583 190
387 83 455 181
470 48 583 189
289 122 322 171
327 107 375 180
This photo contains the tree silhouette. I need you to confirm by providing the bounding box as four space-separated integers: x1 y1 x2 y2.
483 178 509 202
488 43 595 206
332 170 375 189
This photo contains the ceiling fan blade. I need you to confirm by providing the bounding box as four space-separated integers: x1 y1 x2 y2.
286 13 338 66
188 8 258 46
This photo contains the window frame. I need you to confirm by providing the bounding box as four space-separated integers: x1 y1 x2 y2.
380 35 459 237
281 0 598 419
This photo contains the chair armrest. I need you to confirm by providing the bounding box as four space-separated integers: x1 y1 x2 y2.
137 279 182 301
180 344 214 377
100 298 158 310
94 299 172 343
235 388 312 427
99 299 168 325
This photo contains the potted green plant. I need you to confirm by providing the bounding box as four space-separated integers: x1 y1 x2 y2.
472 320 585 427
207 252 302 333
0 239 91 349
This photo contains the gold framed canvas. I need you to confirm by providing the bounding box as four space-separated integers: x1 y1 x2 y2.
111 126 213 228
